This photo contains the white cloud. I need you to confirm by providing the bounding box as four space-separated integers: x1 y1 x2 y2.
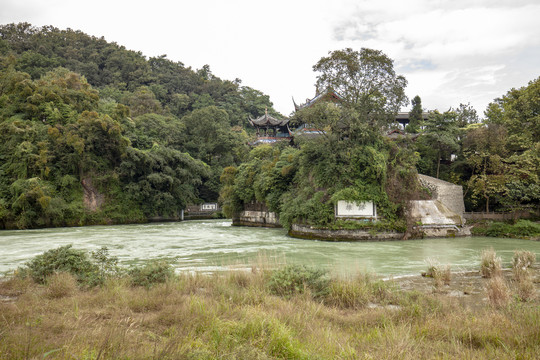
332 0 540 113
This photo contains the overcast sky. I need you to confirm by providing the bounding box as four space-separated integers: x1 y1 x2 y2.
2 0 539 117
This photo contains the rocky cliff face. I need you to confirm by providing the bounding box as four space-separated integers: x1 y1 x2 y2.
81 178 104 212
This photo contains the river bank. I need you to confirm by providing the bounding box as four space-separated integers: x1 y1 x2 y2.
1 261 539 359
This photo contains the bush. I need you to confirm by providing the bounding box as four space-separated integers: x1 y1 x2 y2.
128 260 175 288
512 220 540 237
268 265 330 299
478 220 540 238
22 245 100 285
484 222 513 237
480 248 502 278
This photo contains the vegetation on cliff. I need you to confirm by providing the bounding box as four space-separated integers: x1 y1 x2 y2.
220 49 425 230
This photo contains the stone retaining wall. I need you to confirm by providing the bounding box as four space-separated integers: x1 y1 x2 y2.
414 225 472 238
418 174 465 221
232 210 281 228
289 224 404 241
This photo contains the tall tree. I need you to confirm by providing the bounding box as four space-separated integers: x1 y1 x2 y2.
312 48 408 131
422 110 460 179
454 103 479 128
406 95 423 133
462 124 508 212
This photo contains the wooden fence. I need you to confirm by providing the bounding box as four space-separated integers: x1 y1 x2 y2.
464 210 538 221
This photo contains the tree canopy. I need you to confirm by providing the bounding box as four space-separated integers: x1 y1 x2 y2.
0 23 276 229
313 48 408 129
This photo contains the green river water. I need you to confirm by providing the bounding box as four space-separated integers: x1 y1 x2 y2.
1 220 539 277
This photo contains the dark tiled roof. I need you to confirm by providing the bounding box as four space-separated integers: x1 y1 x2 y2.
395 112 430 121
249 113 289 127
293 89 343 111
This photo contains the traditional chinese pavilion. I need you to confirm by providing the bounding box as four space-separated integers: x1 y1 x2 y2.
292 89 343 111
248 110 292 145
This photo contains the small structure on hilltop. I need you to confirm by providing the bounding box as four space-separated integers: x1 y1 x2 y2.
395 111 430 130
291 89 343 138
292 88 343 111
292 90 429 137
248 110 292 146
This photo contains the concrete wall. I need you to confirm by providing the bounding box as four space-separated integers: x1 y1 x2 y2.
416 225 471 238
417 174 465 220
233 210 281 227
289 224 404 241
409 200 462 225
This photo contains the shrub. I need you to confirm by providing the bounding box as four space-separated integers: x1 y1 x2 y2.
480 248 502 278
512 220 540 237
91 246 120 279
20 245 121 287
479 220 540 238
128 260 175 288
484 222 513 237
22 245 99 285
267 265 330 299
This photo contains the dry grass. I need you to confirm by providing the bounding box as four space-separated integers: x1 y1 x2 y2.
45 272 78 299
511 250 537 302
424 259 452 291
480 248 502 278
0 265 539 360
486 276 510 308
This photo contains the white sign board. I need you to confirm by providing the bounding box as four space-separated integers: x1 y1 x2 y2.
201 203 218 211
336 200 375 218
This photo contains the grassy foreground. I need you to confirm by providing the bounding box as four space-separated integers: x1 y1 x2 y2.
1 261 539 360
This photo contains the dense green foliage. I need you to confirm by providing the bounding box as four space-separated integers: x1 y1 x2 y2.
471 220 540 239
19 245 121 286
268 265 330 299
0 23 278 229
221 48 421 231
401 82 538 213
0 22 537 230
128 260 175 288
427 80 540 213
19 245 176 288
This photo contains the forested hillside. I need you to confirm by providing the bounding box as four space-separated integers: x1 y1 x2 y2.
0 23 280 229
0 23 538 230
